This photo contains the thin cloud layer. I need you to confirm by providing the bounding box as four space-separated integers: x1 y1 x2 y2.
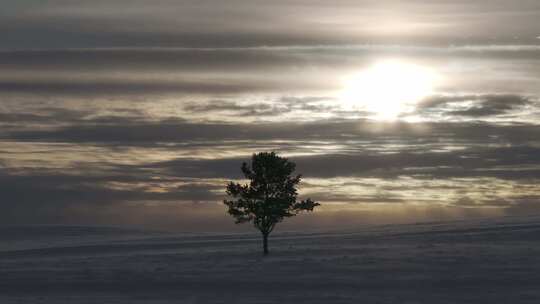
2 0 540 48
411 94 536 120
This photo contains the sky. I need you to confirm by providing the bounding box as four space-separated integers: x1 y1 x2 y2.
1 0 540 232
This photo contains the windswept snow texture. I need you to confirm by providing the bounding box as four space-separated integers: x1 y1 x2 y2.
1 217 540 303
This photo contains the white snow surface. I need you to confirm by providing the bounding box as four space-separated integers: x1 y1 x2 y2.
1 216 540 303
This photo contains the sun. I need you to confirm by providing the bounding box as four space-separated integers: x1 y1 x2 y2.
341 60 438 120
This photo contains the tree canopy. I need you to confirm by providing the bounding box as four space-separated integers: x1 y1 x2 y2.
224 152 319 254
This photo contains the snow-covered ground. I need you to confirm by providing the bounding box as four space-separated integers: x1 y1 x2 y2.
1 216 540 303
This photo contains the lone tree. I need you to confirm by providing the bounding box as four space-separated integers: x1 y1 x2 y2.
224 152 319 255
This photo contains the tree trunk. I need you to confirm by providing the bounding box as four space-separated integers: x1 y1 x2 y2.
262 233 269 255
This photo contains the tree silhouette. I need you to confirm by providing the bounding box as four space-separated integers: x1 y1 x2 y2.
224 152 319 255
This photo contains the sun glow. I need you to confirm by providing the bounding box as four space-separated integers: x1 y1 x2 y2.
341 60 439 120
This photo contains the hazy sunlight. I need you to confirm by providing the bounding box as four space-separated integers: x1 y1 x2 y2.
341 60 439 120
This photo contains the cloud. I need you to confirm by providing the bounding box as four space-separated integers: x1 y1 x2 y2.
0 168 227 224
2 136 539 230
414 94 535 118
135 144 540 182
505 196 540 216
449 95 531 117
3 0 540 49
451 197 513 208
0 107 96 124
2 46 540 104
5 117 540 145
1 166 534 231
0 48 305 72
3 46 540 73
182 97 337 117
0 79 285 96
183 100 281 117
